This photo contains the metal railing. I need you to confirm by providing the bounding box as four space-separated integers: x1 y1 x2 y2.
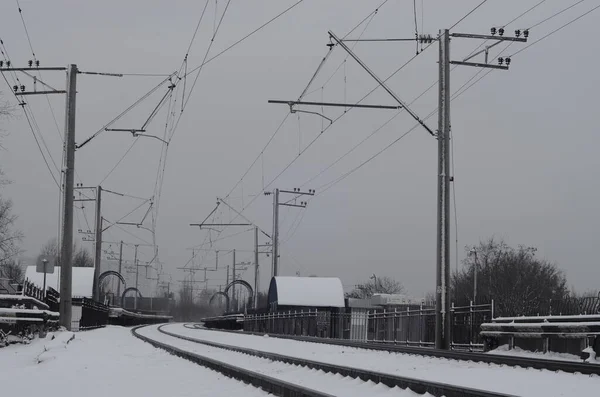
243 301 494 350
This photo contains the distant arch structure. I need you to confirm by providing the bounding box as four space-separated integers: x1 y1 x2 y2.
209 291 230 310
98 270 126 288
224 280 254 310
120 287 143 307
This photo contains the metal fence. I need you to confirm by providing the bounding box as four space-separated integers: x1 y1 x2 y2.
243 301 494 350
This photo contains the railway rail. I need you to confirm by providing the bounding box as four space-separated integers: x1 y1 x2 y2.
192 323 600 376
143 323 515 397
131 325 335 397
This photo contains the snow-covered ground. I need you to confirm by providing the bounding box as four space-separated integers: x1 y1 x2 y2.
488 344 596 363
0 326 271 397
138 324 428 397
162 323 600 397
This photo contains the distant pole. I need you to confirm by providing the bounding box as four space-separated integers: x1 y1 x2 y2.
215 250 219 270
470 248 479 305
117 240 123 300
254 226 259 308
59 64 77 330
272 188 280 277
435 30 451 350
93 186 103 301
232 249 236 311
226 265 230 311
42 259 48 299
134 244 139 310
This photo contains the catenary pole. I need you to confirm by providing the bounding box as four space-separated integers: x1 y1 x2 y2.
59 64 77 330
435 30 452 350
93 186 102 301
254 226 259 308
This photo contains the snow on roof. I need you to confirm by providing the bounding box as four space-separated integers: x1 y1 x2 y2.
268 277 345 308
24 266 94 298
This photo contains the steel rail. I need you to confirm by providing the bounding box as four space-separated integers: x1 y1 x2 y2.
193 322 600 376
131 325 335 397
160 324 516 397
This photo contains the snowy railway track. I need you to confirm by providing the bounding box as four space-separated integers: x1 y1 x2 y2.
145 324 514 397
131 325 335 397
196 324 600 376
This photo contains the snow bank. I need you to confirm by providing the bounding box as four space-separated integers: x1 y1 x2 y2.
0 326 271 397
488 344 599 364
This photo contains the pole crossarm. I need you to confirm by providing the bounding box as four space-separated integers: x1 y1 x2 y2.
451 32 527 42
0 67 67 71
328 30 435 136
450 61 509 70
190 223 252 227
268 100 401 110
279 189 314 195
105 128 146 133
280 203 306 208
14 90 66 96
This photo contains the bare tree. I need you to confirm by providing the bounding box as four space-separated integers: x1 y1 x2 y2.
36 238 94 267
36 237 59 268
0 259 24 284
0 197 23 267
453 238 569 316
73 246 93 267
347 276 404 299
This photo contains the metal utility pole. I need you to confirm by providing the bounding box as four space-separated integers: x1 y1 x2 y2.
254 226 259 309
436 29 452 350
117 240 123 299
93 186 103 301
266 188 314 278
469 248 479 304
232 249 236 311
436 27 527 348
272 189 279 278
59 64 77 330
134 244 139 310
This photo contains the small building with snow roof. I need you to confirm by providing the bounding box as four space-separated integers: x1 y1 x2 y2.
267 276 345 311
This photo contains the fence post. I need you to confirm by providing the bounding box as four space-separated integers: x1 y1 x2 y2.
393 308 397 344
469 300 474 352
419 303 423 348
451 301 455 350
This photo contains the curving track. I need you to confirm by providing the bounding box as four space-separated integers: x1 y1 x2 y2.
134 323 517 397
162 323 600 397
196 323 600 375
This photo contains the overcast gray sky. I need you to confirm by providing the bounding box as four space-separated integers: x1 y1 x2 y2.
1 0 598 298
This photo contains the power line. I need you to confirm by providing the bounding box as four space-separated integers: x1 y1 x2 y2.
527 0 585 30
303 0 579 191
511 3 600 58
449 0 489 30
313 1 596 197
179 0 232 114
184 0 305 78
98 139 138 185
184 0 211 57
504 0 549 27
